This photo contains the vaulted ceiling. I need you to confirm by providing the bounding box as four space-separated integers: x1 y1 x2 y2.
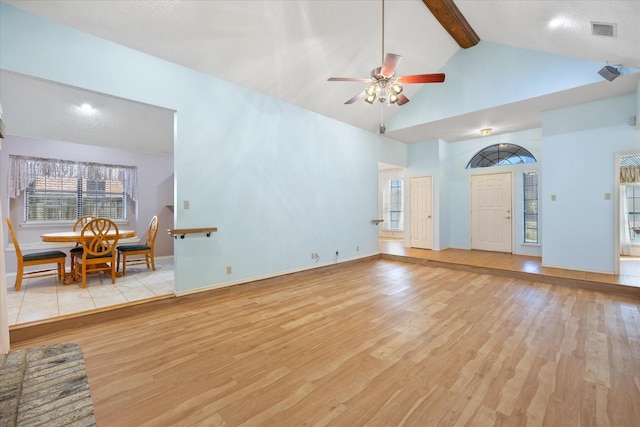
1 0 639 150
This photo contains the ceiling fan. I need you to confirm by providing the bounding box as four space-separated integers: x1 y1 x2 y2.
328 0 445 111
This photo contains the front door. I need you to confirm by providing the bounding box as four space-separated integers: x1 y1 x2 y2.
470 173 512 253
410 176 433 249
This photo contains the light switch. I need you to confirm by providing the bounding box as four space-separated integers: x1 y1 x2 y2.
183 200 190 209
551 194 557 201
604 192 611 200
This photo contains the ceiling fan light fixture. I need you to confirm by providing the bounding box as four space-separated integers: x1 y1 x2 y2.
365 94 376 104
390 82 403 94
389 93 398 103
366 83 378 96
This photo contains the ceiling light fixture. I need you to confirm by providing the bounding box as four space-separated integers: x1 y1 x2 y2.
78 103 96 114
548 17 566 28
363 71 405 105
480 128 493 136
598 64 622 82
362 0 404 106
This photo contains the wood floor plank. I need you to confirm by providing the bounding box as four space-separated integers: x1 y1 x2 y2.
9 259 640 426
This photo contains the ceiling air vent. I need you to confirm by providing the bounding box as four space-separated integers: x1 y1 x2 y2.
591 21 617 37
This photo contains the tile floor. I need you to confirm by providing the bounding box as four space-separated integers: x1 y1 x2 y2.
6 257 174 326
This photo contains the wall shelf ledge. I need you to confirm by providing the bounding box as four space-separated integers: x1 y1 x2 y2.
168 227 217 239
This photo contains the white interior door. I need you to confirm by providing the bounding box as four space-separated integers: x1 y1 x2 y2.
470 173 512 253
410 176 433 249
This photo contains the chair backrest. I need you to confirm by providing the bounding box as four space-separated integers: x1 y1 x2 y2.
73 216 95 231
146 216 159 247
5 218 23 259
80 218 119 256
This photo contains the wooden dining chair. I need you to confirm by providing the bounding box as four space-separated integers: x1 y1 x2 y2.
69 216 95 274
117 215 158 275
74 218 119 288
5 218 67 291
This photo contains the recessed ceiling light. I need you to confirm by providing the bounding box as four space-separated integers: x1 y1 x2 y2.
78 103 95 115
548 17 566 28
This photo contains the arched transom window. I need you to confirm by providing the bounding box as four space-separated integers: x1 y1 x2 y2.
466 144 536 169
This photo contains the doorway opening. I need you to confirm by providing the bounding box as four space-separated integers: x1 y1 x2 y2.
378 163 405 242
617 152 640 278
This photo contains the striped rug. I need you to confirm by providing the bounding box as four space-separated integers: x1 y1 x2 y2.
0 342 96 426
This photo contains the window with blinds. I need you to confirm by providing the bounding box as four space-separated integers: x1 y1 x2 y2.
25 176 126 222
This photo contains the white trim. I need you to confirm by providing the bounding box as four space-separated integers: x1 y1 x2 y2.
615 149 640 276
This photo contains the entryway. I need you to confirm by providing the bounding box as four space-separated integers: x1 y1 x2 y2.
470 172 513 253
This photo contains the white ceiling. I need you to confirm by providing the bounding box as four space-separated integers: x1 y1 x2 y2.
1 0 639 150
0 70 175 154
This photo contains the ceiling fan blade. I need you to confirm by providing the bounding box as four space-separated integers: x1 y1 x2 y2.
380 53 402 77
397 94 410 106
328 77 372 82
345 91 365 104
396 73 446 84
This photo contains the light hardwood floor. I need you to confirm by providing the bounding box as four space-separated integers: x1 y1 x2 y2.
10 257 640 426
380 240 640 295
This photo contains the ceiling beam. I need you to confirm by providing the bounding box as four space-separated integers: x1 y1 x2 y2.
422 0 480 49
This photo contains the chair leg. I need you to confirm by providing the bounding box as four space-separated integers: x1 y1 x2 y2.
116 251 121 272
122 254 127 276
14 268 23 292
111 262 116 284
150 253 156 271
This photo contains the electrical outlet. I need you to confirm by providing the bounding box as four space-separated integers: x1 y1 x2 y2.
226 265 232 274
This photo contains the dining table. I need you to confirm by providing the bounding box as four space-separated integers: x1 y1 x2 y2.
41 228 137 284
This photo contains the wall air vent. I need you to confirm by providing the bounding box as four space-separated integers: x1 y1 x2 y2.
591 21 617 37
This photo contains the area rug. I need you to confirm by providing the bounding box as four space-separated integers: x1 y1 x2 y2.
0 342 97 426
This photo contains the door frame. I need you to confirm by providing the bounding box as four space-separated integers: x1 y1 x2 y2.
468 171 514 253
614 149 640 275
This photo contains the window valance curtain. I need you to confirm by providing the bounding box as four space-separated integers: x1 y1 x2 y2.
8 155 138 201
620 165 640 184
